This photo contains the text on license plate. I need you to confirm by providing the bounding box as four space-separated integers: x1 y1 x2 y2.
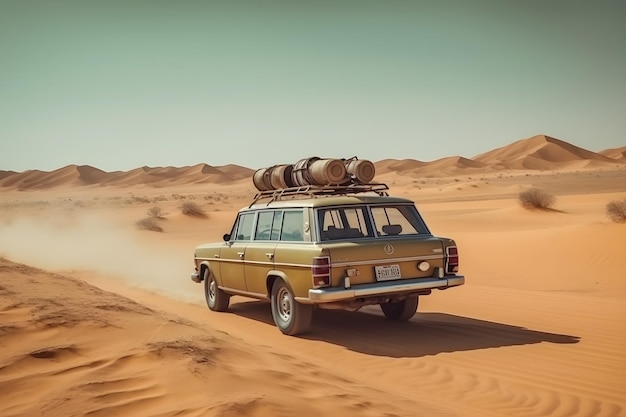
375 264 401 281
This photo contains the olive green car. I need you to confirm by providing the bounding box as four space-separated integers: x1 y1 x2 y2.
191 184 464 335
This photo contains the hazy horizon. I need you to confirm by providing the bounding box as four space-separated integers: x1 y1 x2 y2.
1 1 625 172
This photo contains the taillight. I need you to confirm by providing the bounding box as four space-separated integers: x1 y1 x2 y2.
446 246 459 274
312 256 331 288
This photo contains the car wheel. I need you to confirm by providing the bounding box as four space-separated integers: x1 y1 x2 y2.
204 269 230 312
380 295 419 321
271 279 312 335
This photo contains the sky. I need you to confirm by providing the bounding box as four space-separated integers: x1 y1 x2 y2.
1 1 625 172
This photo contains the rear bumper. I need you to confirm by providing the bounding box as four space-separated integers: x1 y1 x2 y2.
307 275 464 303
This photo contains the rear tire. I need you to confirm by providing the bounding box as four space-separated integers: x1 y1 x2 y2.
204 269 230 312
380 295 419 321
271 279 312 335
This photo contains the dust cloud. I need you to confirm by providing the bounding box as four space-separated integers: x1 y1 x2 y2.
0 211 200 302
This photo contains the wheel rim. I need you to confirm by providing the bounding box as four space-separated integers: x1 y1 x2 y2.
208 279 216 304
276 287 292 322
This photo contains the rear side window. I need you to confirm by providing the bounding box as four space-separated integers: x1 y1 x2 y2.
280 210 304 241
318 207 372 240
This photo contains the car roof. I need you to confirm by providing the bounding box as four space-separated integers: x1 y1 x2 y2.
244 194 414 211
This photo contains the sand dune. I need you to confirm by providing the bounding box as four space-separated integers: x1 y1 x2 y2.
411 156 489 176
473 135 619 170
373 158 426 174
1 136 625 417
1 135 624 190
0 164 255 190
600 146 626 160
0 170 18 180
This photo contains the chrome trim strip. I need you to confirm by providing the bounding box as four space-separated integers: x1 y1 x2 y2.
195 257 242 264
196 257 310 269
308 275 465 303
271 262 311 269
196 255 443 269
332 254 442 267
244 260 274 267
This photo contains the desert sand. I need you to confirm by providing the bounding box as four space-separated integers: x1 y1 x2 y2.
1 135 625 417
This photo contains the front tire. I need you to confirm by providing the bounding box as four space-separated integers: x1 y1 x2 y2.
380 295 419 321
204 269 230 312
271 279 312 335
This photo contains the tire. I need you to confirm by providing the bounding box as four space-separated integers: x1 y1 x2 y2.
270 279 312 335
203 268 230 312
380 295 419 321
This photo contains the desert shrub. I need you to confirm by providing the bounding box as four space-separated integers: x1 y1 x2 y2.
127 195 151 204
518 187 556 209
181 201 208 218
606 199 626 223
146 206 165 218
136 217 163 232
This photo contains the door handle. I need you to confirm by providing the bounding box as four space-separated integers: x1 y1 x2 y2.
237 252 244 259
266 252 274 260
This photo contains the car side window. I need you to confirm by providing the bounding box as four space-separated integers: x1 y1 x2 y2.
280 210 303 241
254 211 274 240
235 212 255 241
270 211 283 241
318 207 371 240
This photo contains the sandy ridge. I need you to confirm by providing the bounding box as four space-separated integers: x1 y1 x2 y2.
1 135 624 190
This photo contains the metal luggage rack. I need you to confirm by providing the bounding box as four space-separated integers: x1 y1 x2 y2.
250 183 389 206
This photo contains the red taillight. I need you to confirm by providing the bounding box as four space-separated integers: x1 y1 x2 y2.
312 256 331 288
446 246 459 274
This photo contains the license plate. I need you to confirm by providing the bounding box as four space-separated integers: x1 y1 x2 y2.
375 264 401 281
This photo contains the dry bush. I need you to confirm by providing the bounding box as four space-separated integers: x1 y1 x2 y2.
136 217 164 232
518 187 556 209
180 201 208 218
606 199 626 223
146 206 165 218
127 195 151 204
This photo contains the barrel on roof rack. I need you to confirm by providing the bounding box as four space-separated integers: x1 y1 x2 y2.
252 167 273 191
291 157 317 186
269 164 295 189
291 157 347 187
345 158 376 184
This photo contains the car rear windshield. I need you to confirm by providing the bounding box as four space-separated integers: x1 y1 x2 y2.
317 204 429 241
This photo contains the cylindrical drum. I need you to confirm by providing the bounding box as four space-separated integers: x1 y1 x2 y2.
309 158 347 185
291 157 320 186
253 167 273 191
346 159 375 184
269 164 295 189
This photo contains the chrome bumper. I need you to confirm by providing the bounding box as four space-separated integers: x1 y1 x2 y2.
308 275 464 303
191 271 202 283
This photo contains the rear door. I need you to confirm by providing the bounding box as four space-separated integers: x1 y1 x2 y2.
244 210 281 295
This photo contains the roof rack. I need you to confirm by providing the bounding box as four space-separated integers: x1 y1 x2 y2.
250 183 389 206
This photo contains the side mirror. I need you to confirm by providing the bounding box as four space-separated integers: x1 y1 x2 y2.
223 233 231 242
